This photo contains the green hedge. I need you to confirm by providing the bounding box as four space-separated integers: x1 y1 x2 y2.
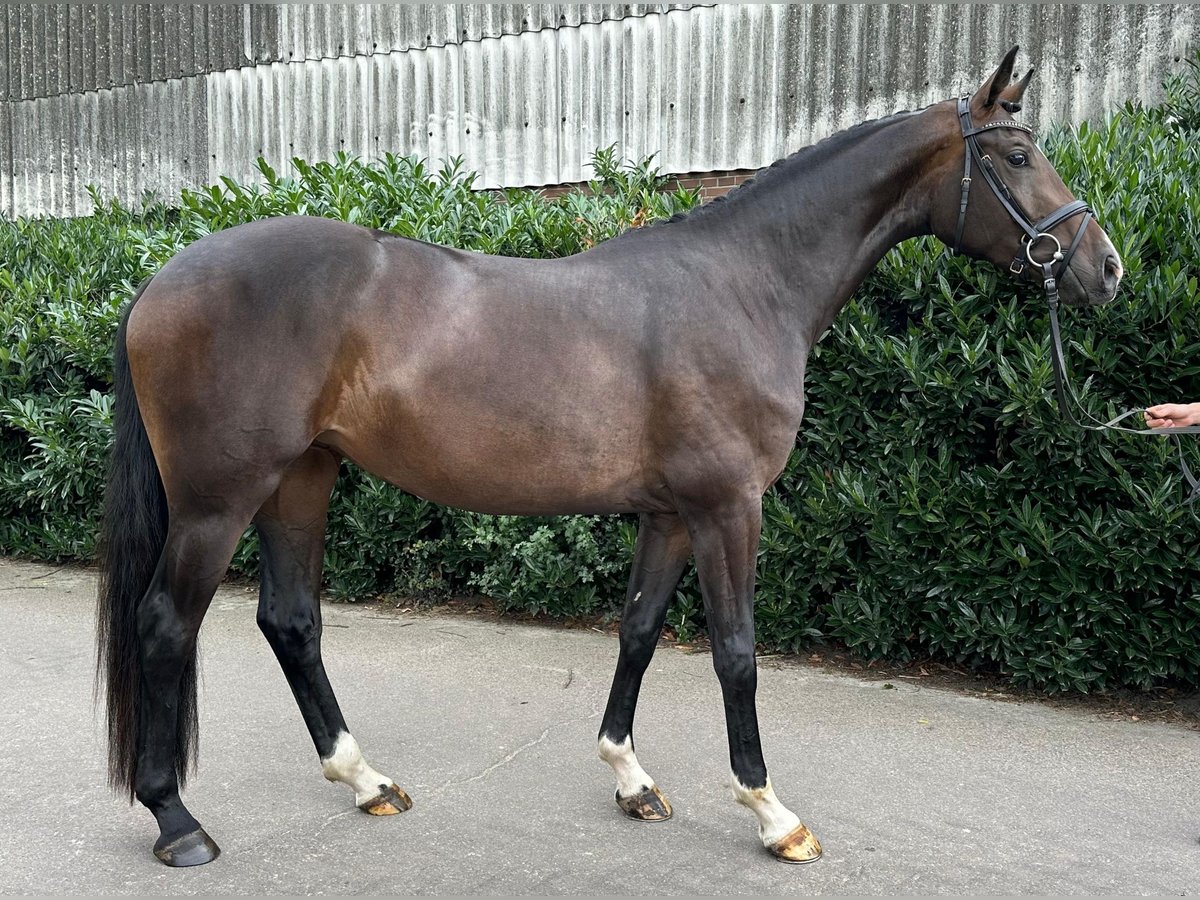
3 66 1200 693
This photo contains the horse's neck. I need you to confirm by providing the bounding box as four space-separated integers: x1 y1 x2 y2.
675 108 948 350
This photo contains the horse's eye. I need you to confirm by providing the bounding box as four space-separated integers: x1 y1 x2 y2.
1007 151 1029 167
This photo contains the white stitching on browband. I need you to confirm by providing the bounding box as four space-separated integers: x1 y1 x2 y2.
966 121 1034 136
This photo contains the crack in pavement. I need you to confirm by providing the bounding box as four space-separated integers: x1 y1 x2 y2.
431 707 601 796
237 802 360 855
312 808 358 841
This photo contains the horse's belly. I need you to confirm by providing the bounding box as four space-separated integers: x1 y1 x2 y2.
321 372 655 516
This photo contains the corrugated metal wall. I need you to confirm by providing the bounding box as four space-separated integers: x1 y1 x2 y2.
0 4 687 100
0 4 245 100
3 3 1198 218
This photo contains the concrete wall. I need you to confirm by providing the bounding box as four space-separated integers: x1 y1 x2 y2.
2 3 1197 218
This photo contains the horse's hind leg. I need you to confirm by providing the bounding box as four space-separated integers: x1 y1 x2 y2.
254 447 411 815
135 511 250 866
598 512 690 821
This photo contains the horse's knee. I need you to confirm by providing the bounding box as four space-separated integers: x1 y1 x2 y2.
256 604 320 663
618 618 659 663
711 636 758 695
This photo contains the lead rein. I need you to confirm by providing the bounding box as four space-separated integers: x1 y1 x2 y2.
1045 271 1200 505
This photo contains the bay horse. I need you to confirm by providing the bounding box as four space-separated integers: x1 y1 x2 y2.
98 47 1121 867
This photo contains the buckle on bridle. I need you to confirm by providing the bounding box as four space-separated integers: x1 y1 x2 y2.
1009 258 1026 275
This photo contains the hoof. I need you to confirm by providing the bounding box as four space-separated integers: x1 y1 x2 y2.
616 785 673 822
768 823 822 864
153 828 221 867
358 783 413 816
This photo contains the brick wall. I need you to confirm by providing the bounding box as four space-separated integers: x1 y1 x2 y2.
666 169 758 201
534 168 758 202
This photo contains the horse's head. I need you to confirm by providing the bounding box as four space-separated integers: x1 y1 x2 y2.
930 46 1121 306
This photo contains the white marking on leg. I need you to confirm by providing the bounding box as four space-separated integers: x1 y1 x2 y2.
632 591 642 603
321 731 393 806
598 735 655 798
732 775 802 847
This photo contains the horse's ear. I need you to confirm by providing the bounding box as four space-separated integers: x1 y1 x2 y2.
997 68 1035 114
971 45 1020 112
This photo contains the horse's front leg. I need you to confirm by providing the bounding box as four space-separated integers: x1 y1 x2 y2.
598 512 691 820
683 492 822 864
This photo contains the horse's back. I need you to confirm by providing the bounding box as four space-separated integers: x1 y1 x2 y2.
125 216 665 515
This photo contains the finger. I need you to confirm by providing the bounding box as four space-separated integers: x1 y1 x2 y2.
1147 404 1184 417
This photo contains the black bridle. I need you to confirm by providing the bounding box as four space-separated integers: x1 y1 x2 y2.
953 96 1093 308
952 96 1199 505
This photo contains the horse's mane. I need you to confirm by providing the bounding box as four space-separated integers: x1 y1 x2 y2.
659 106 926 226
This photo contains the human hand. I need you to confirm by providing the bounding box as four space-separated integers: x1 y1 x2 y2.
1144 402 1200 428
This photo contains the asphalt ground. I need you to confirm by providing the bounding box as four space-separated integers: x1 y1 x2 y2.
1 558 1198 895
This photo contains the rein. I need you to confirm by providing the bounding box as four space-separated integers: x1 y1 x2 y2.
952 97 1200 506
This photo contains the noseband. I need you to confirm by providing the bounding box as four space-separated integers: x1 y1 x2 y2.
951 97 1198 506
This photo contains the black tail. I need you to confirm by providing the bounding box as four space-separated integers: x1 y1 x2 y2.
96 279 198 800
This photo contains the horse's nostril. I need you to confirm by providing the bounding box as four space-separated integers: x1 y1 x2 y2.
1104 254 1122 286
